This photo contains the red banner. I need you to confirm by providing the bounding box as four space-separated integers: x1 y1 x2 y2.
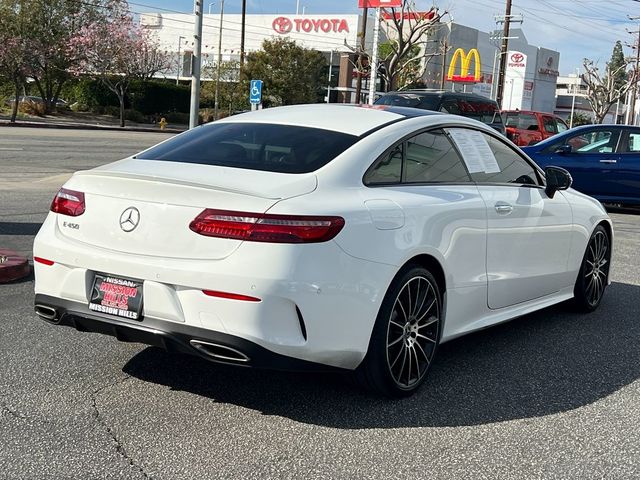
359 0 403 7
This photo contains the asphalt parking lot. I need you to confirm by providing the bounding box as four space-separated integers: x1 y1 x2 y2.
1 127 639 479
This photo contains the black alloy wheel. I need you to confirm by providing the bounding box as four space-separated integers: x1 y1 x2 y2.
356 265 442 398
573 225 610 312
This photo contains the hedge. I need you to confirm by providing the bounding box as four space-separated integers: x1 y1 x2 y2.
60 78 190 115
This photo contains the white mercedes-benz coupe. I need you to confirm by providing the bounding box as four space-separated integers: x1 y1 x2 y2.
34 104 612 397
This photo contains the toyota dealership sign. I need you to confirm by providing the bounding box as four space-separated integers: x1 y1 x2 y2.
272 17 350 34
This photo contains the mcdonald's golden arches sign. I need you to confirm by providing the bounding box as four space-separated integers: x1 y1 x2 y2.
446 48 481 83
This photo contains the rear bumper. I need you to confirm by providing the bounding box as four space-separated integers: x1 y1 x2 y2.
34 294 344 372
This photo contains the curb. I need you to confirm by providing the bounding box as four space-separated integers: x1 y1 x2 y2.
0 120 184 134
0 249 31 283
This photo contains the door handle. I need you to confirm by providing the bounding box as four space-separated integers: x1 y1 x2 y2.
495 203 514 214
599 159 617 164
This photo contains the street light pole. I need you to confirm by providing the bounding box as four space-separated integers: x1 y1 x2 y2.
214 0 225 120
569 68 579 128
628 17 640 125
189 0 204 129
208 2 214 14
368 7 381 105
327 50 334 103
176 35 185 85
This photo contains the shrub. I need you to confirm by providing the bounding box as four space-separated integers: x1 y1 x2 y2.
164 111 190 125
124 109 146 123
70 102 90 112
128 80 190 115
19 100 46 116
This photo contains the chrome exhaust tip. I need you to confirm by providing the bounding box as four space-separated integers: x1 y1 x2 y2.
35 304 59 323
189 339 250 363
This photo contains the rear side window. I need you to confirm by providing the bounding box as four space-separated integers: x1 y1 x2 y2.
136 123 358 174
405 131 470 183
506 113 537 130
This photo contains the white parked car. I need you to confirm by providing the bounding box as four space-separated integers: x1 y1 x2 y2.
33 104 612 397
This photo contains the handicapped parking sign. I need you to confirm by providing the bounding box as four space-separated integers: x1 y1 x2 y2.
250 80 263 105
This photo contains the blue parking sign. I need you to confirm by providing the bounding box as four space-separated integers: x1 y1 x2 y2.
250 80 263 105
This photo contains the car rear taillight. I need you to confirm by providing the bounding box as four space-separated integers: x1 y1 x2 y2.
50 188 85 217
189 209 345 243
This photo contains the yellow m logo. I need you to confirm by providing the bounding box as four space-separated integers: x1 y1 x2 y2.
446 48 481 83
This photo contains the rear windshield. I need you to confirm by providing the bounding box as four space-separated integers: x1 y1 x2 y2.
136 123 358 174
375 93 440 111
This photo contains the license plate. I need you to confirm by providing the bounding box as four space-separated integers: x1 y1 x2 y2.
88 274 143 320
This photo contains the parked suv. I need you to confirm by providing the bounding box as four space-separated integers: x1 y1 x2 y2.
503 110 568 146
375 90 505 135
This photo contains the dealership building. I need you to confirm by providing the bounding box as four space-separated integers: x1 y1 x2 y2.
141 11 560 110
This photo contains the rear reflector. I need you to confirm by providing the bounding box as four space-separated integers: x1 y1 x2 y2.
51 188 85 217
190 209 345 243
34 257 54 266
202 290 261 302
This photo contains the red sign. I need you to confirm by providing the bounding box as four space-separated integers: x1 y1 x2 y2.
272 17 350 34
382 10 435 20
359 0 403 7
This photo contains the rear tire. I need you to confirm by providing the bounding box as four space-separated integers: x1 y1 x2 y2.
356 265 442 398
572 225 610 312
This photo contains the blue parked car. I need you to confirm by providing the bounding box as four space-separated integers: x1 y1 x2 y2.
522 124 640 206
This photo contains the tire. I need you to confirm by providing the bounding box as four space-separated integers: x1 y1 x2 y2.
356 265 442 398
572 225 610 312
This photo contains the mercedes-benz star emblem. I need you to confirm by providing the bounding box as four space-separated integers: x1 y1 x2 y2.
119 207 140 232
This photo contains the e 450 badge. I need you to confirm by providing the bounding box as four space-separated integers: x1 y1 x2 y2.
63 221 80 230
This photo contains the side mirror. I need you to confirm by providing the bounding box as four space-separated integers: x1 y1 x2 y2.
554 144 572 154
545 166 573 198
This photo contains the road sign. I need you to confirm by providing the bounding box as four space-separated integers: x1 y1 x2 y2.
358 0 402 8
250 80 263 105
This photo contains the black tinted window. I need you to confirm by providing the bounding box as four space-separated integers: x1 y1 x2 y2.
375 93 440 111
136 123 358 174
441 98 502 125
506 113 537 130
405 130 470 183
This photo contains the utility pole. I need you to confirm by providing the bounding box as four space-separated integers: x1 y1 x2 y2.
355 7 368 103
214 0 225 121
496 0 513 108
240 0 247 68
627 16 640 125
189 0 204 129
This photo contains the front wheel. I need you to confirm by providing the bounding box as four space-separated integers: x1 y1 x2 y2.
573 225 610 312
356 265 442 398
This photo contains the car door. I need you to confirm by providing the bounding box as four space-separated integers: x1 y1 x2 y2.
615 128 640 203
538 127 622 199
362 129 488 308
446 127 573 310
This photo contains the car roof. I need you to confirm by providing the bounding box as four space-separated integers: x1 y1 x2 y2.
216 104 442 137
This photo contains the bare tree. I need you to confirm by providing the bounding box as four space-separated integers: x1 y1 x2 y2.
377 3 447 91
582 58 637 124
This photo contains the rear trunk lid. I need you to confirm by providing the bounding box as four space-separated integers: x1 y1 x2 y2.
56 159 317 260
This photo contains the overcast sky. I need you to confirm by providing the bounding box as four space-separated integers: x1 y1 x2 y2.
137 0 639 74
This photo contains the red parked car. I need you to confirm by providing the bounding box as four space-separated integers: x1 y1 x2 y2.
503 110 569 146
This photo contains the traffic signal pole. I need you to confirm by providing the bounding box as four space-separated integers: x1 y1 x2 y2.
495 0 512 109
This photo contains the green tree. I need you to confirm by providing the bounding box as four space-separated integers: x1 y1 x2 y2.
608 40 626 91
202 61 246 118
243 38 326 106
